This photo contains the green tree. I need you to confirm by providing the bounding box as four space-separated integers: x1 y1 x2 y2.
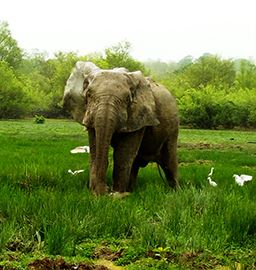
183 55 236 89
18 52 54 115
47 52 79 117
104 41 146 72
176 55 193 73
144 60 177 77
236 59 256 89
0 61 28 118
18 51 80 117
0 21 23 68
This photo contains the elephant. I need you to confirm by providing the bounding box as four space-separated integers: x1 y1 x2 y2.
63 61 179 195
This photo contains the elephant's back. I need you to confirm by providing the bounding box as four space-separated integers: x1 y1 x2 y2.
150 82 178 127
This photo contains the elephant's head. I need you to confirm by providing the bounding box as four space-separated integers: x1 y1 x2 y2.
83 69 160 133
64 61 160 132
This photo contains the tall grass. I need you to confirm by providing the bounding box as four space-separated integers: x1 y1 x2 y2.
0 120 256 264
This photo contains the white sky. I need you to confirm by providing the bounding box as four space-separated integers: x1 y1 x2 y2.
0 0 255 61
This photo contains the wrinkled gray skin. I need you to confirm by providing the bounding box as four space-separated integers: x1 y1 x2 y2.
63 61 179 195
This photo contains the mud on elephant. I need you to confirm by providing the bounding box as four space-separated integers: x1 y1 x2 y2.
63 62 179 195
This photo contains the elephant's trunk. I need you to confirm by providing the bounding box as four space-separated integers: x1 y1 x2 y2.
90 101 118 194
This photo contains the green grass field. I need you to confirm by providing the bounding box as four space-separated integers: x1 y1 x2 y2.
0 120 256 269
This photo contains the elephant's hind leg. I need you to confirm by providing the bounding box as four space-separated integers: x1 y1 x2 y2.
159 138 179 188
112 129 144 192
127 160 140 192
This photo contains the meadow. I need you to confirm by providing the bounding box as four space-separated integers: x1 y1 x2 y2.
0 119 256 269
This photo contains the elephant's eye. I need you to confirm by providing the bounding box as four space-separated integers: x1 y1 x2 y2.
86 90 92 98
126 94 132 104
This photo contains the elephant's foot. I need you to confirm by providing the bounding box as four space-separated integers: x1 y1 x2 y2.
90 180 108 195
92 185 108 195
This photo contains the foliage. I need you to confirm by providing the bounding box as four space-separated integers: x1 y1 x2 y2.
182 54 236 89
104 41 146 72
144 56 193 77
0 21 23 68
0 61 28 118
155 55 256 128
34 114 45 124
235 59 256 89
144 60 177 77
178 86 256 128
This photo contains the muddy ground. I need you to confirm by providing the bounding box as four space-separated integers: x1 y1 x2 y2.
28 257 109 270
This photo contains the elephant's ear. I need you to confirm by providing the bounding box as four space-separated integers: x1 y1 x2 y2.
83 75 90 97
121 72 160 132
82 74 96 127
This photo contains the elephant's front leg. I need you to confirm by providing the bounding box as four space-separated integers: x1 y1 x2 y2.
88 128 108 194
88 129 97 189
112 129 145 192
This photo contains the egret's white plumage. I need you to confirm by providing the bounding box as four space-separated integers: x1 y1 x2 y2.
68 169 85 175
206 167 217 186
70 146 90 154
233 174 253 186
207 177 217 187
208 167 214 177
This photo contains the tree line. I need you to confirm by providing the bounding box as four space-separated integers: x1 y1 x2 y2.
1 21 256 128
146 56 256 128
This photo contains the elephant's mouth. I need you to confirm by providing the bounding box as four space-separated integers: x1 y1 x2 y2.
83 111 93 128
84 95 127 130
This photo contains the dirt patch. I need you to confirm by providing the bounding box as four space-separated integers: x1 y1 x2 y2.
93 246 124 261
180 159 214 167
179 142 243 150
28 257 109 270
146 249 177 262
147 250 220 269
6 240 25 252
95 260 124 270
179 251 219 269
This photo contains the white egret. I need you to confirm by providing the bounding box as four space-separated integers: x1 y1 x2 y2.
206 167 217 186
70 146 90 154
208 167 214 177
207 177 217 187
233 174 253 186
68 169 85 175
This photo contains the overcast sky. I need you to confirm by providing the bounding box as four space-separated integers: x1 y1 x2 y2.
1 0 255 61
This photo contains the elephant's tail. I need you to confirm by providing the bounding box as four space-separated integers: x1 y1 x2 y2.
157 164 166 184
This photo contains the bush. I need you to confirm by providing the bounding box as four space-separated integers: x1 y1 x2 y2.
179 87 218 128
0 61 28 118
178 86 255 129
34 115 45 124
